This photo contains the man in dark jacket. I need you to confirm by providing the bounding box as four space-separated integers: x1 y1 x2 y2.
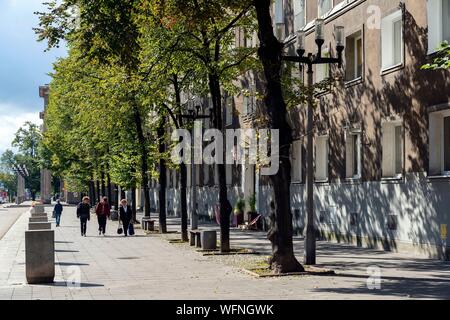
95 197 111 236
54 199 63 227
119 199 133 237
77 196 91 237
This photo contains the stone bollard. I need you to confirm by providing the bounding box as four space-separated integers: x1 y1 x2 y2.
34 205 46 214
141 217 155 231
190 230 201 246
29 222 51 230
201 230 217 250
31 213 48 218
29 217 48 223
25 230 55 284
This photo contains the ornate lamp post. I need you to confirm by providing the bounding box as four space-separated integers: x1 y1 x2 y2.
282 19 345 265
181 105 213 230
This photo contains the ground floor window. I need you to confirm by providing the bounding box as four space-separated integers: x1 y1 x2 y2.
345 130 361 179
382 121 404 178
315 135 329 182
429 109 450 175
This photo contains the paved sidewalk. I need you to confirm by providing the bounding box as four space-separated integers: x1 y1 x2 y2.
0 206 449 300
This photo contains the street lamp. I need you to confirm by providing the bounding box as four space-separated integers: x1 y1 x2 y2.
282 20 345 265
181 104 213 230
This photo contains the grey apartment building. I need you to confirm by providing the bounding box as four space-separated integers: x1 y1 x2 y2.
150 0 450 259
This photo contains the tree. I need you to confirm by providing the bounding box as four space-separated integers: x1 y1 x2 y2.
9 123 43 201
252 0 304 273
36 0 153 220
422 41 450 70
0 151 18 201
151 0 258 252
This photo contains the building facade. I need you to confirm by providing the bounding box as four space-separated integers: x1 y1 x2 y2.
149 0 450 259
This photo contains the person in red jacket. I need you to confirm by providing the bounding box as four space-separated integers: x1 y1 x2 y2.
95 197 111 236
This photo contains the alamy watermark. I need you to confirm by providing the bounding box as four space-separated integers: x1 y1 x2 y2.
366 266 381 290
171 121 280 176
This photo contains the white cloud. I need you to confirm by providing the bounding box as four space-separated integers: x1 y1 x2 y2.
0 103 41 153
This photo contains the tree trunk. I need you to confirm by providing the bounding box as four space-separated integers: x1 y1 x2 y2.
101 170 106 199
254 0 304 273
89 179 95 207
107 174 112 207
209 73 230 253
131 187 137 223
173 75 188 242
157 123 167 234
132 105 151 218
96 180 101 204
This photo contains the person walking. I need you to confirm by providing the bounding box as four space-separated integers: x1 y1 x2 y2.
77 196 91 237
54 199 63 227
95 197 111 236
119 199 133 237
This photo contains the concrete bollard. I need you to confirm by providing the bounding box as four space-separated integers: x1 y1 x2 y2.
201 230 217 250
25 230 55 284
31 213 48 218
29 217 48 223
29 222 51 230
34 205 46 214
141 217 155 231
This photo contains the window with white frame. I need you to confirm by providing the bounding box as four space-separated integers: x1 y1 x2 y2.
315 135 329 181
316 50 330 82
226 164 232 185
345 30 363 81
427 0 450 53
274 0 284 24
382 121 404 178
429 109 450 175
187 165 191 187
318 0 333 17
274 0 285 40
225 96 233 125
204 164 210 185
381 10 403 70
214 164 219 185
195 164 200 185
294 0 306 31
291 140 302 182
345 130 361 179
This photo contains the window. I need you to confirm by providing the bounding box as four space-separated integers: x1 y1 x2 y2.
291 140 302 182
274 0 284 24
345 31 363 81
382 121 404 178
204 164 210 186
226 164 232 185
242 82 256 115
274 0 285 40
429 109 450 175
315 135 329 181
345 130 361 179
318 0 333 17
381 10 403 70
427 0 450 53
294 0 306 31
316 50 330 82
214 164 219 185
243 95 249 115
225 96 233 125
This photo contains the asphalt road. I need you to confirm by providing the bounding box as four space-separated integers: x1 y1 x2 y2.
0 206 26 240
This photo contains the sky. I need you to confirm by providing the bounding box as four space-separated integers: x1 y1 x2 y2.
0 0 66 153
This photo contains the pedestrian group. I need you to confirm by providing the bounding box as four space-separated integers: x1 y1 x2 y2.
54 196 136 237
